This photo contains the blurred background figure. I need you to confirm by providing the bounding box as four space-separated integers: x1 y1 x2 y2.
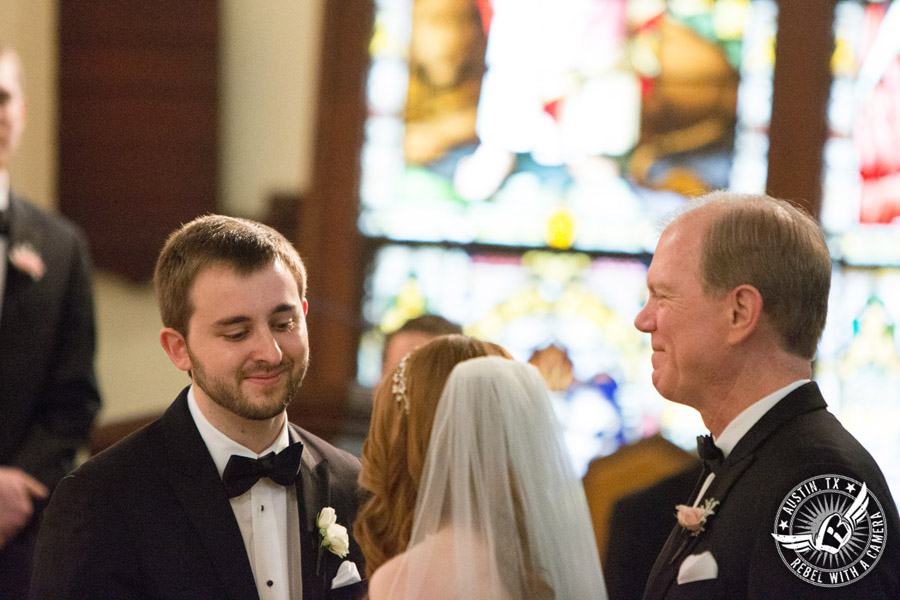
381 313 463 378
0 43 100 596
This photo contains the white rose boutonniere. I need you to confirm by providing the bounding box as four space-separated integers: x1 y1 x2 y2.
317 507 350 558
676 498 720 537
9 243 45 281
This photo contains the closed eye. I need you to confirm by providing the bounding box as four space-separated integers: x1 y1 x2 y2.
271 316 297 332
273 320 295 332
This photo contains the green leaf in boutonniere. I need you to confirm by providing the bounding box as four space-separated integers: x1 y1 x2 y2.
675 498 720 537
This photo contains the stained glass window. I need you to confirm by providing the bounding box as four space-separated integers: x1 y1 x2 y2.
817 267 900 498
358 0 777 474
821 0 900 500
824 0 900 265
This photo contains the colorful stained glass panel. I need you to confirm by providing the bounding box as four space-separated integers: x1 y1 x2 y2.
816 266 900 500
823 0 900 265
357 244 706 474
359 0 778 252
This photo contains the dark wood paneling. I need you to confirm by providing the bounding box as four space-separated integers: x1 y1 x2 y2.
58 0 218 282
289 1 374 437
767 0 834 216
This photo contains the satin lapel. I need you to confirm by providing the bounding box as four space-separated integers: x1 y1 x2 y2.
296 430 331 600
162 391 259 600
672 454 755 562
643 461 756 599
0 195 39 331
643 523 686 599
643 384 826 599
643 466 711 600
6 194 34 243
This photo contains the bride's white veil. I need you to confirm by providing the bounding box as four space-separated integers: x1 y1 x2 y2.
382 356 607 599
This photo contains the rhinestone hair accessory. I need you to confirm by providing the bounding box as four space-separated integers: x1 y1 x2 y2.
392 354 410 415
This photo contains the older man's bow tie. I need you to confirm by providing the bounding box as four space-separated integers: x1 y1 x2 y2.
222 442 304 499
696 434 724 470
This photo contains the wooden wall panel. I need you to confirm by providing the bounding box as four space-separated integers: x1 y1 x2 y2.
290 1 373 436
767 0 834 217
58 0 218 282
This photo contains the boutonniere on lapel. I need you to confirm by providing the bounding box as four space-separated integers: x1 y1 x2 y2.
676 498 720 537
316 507 350 558
9 242 45 281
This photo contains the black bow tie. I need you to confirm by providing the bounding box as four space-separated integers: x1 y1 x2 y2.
696 434 724 470
222 442 304 499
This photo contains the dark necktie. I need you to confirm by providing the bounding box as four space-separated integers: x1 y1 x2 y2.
0 209 9 236
222 441 304 499
696 434 724 472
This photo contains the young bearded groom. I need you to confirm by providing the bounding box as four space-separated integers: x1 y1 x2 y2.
31 215 366 599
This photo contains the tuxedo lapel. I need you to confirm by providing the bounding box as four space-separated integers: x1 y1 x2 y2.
643 455 756 599
643 465 708 599
162 391 259 600
1 195 40 329
644 521 687 599
643 384 827 599
296 430 332 599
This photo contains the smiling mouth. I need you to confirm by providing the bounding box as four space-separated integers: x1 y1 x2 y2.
243 369 286 384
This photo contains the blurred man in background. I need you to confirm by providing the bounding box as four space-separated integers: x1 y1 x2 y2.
0 43 100 595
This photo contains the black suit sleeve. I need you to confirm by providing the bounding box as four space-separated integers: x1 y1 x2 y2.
29 473 145 600
13 229 100 489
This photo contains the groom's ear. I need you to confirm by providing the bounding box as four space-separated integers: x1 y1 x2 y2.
160 328 192 372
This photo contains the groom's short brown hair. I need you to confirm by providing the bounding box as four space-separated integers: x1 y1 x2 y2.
154 214 307 337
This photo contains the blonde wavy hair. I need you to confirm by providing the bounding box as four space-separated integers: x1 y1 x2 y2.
354 334 512 576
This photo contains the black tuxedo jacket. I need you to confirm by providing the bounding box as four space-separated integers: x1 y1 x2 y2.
30 388 367 600
0 192 100 594
643 382 900 599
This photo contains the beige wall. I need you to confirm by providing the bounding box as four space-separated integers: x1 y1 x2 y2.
219 0 324 219
2 1 325 424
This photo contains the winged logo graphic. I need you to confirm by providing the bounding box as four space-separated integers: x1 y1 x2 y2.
772 483 869 555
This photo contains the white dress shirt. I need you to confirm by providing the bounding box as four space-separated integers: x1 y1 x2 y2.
0 171 10 322
693 379 810 506
188 386 303 600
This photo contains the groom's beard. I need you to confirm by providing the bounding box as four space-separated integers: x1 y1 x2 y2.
189 349 309 420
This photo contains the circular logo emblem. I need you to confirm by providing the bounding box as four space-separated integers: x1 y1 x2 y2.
772 474 886 587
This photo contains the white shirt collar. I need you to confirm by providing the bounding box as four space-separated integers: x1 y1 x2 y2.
0 170 9 211
186 385 292 479
714 379 810 458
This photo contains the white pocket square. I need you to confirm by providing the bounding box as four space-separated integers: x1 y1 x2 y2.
331 560 362 589
677 550 718 584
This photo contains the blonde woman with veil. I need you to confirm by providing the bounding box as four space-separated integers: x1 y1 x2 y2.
355 335 607 598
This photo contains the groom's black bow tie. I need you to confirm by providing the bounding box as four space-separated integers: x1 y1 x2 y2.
696 434 724 470
222 442 304 499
